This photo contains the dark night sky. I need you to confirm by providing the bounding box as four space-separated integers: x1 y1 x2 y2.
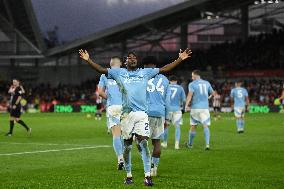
31 0 186 44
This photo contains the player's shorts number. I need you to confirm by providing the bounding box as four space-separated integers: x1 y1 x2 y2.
145 123 149 130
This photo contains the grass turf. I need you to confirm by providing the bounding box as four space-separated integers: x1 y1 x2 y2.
0 112 283 189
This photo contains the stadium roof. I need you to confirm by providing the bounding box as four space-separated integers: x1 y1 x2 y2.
0 0 45 52
44 0 255 57
0 0 256 58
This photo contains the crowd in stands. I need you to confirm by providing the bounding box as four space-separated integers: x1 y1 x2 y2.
0 78 282 112
179 29 284 71
1 30 283 111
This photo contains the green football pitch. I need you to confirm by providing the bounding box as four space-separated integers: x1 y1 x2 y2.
0 113 283 189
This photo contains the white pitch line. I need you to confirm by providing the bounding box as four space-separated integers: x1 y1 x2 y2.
0 145 111 156
0 142 94 146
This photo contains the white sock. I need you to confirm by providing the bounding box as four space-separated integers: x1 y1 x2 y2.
127 172 132 178
145 172 151 177
118 155 123 162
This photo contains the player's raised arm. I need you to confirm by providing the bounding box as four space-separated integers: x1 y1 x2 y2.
159 48 192 73
79 49 108 74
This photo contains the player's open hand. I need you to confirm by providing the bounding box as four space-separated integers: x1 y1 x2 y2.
179 48 192 60
79 49 90 61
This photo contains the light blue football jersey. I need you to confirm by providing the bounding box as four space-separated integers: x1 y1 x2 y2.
230 87 248 108
146 74 170 118
107 68 159 113
188 79 213 109
168 84 186 112
98 74 122 106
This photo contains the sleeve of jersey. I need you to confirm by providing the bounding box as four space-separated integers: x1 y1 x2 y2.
98 75 106 89
245 89 249 97
230 89 234 98
188 83 194 93
145 68 159 79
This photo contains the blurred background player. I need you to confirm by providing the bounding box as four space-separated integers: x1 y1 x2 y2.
210 91 221 121
98 56 124 170
79 48 191 186
5 79 31 136
161 75 186 150
185 70 215 150
230 81 250 133
95 85 103 120
143 56 170 177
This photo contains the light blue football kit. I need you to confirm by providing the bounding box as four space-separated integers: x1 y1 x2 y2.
107 67 159 177
188 79 214 147
98 74 124 163
230 87 248 131
146 74 170 168
163 84 186 148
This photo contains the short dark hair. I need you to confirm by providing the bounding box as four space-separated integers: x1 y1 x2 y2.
235 80 242 84
192 70 201 76
142 56 158 65
127 51 137 58
169 75 178 81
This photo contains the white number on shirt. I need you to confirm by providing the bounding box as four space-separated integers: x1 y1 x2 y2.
147 78 164 95
237 90 243 98
170 88 177 99
198 84 207 95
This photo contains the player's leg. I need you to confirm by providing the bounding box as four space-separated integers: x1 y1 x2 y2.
174 111 182 149
187 110 198 148
15 118 30 132
201 110 211 150
161 114 171 148
123 137 134 184
120 112 134 184
13 106 31 135
136 134 153 186
6 115 15 136
108 105 124 169
112 125 124 169
213 107 218 121
134 111 153 186
203 125 210 150
149 117 163 177
187 125 197 148
239 110 245 133
234 108 243 133
151 139 160 176
161 126 168 148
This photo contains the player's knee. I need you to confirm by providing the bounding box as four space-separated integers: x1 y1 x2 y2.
203 125 209 129
139 139 148 147
136 135 149 142
111 125 121 136
124 144 132 153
